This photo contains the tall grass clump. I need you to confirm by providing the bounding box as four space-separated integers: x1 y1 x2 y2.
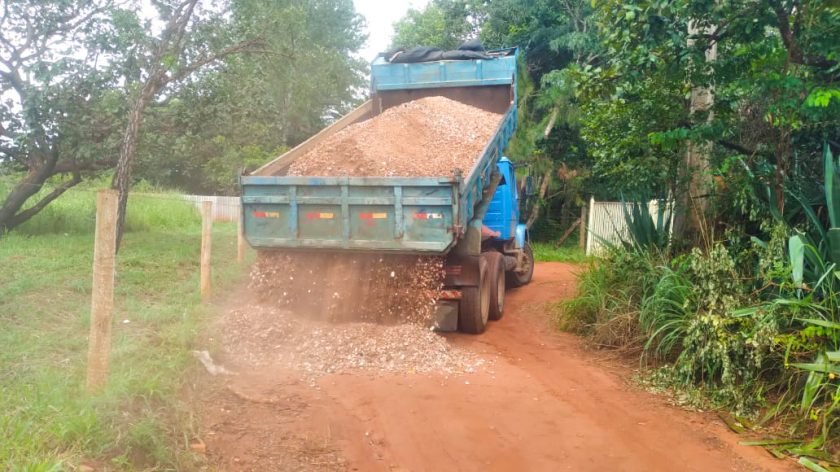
559 249 661 350
561 144 840 457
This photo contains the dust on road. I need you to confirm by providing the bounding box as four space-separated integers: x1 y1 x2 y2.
195 263 797 472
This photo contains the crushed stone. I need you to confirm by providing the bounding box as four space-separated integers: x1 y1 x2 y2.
221 304 487 383
286 96 502 177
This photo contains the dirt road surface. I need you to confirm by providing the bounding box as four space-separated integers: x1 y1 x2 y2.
197 262 797 471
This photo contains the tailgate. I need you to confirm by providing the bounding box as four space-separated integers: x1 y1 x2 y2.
241 176 461 254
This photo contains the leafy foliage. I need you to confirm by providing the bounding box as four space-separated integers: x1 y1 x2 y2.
618 198 672 253
1 0 368 231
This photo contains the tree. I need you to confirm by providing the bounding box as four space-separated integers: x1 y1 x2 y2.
391 0 480 49
0 1 124 233
110 0 264 248
581 0 840 239
132 0 368 195
0 0 368 235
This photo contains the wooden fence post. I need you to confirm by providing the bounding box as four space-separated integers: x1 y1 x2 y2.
86 189 118 393
201 201 213 301
579 204 588 250
237 213 245 263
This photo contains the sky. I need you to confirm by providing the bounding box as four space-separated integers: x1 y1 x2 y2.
353 0 430 62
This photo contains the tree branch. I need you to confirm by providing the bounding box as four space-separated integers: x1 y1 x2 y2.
4 172 81 230
53 158 116 174
717 140 774 159
165 38 266 85
772 1 837 69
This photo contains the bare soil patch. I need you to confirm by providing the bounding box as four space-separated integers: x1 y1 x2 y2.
196 263 797 472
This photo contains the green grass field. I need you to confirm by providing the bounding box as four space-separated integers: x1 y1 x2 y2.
0 189 250 470
531 241 590 263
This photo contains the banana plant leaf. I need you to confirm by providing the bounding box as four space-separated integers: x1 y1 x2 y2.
825 144 839 228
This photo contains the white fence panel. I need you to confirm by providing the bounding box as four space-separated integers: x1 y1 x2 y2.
585 197 673 256
181 195 240 222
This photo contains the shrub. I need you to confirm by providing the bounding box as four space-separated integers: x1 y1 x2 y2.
559 249 661 349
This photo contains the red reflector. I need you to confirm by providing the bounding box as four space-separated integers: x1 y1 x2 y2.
438 290 462 300
445 265 462 275
413 213 429 220
253 211 267 218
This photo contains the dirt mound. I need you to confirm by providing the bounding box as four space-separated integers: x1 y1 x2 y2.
287 96 502 177
250 251 443 324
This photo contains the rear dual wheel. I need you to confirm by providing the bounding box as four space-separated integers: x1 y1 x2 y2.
458 257 490 334
458 252 506 334
484 251 505 321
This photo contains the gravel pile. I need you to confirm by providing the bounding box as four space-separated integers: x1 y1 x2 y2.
222 304 486 381
286 96 502 177
250 252 444 324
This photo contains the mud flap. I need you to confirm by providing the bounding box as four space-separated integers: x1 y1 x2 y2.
431 300 459 332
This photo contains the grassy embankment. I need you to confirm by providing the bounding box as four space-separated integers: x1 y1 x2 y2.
0 183 250 470
531 241 589 263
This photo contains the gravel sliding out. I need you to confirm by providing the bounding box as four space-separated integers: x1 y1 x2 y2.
222 304 488 382
287 96 503 177
230 96 500 380
249 251 444 324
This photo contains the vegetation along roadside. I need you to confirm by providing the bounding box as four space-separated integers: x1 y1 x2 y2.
0 184 250 470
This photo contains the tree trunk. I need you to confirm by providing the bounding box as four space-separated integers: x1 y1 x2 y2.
674 21 717 244
525 170 552 228
111 80 160 250
0 149 64 233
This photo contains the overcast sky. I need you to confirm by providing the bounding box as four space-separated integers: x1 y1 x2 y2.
353 0 430 62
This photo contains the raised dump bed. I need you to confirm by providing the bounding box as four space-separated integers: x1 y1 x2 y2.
241 49 518 255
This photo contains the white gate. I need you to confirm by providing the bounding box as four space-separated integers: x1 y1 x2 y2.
180 195 241 222
585 197 673 256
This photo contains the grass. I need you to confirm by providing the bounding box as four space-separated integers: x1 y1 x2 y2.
531 241 590 263
0 190 250 470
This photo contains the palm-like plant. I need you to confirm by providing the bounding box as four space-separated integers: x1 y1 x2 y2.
619 197 673 254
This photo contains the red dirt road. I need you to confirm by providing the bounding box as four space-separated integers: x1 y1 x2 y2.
199 263 797 471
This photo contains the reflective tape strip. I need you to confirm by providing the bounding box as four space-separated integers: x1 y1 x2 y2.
444 265 462 275
413 212 443 220
253 211 280 218
359 212 388 219
306 212 335 219
438 290 462 300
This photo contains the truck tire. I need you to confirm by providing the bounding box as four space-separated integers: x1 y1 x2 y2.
507 242 534 288
484 251 505 321
458 257 490 334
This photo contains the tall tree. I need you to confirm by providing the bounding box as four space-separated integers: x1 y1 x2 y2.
391 0 480 49
110 0 263 249
0 1 123 232
131 0 368 195
581 0 840 239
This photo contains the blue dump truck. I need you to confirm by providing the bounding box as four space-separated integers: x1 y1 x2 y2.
240 48 533 334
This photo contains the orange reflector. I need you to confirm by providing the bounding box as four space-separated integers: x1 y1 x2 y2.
414 212 443 220
253 211 280 218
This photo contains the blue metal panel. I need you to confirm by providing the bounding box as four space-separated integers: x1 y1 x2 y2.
371 51 517 98
483 157 518 239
